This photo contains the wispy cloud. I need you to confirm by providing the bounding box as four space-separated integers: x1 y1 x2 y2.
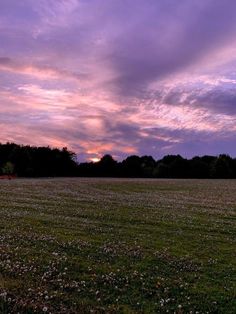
0 57 86 82
1 1 236 160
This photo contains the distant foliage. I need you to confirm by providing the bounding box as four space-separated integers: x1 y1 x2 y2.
0 143 236 178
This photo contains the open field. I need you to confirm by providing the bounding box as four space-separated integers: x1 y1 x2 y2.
0 178 235 313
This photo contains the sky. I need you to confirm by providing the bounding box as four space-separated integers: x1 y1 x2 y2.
1 0 236 161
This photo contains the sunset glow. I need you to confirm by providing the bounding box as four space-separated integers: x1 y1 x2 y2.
90 157 101 163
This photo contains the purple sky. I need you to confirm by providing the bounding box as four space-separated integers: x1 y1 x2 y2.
1 0 236 161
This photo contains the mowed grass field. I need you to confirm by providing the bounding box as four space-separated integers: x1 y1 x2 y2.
0 178 235 314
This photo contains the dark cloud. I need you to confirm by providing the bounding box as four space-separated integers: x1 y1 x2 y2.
105 0 236 95
196 89 236 115
154 82 236 116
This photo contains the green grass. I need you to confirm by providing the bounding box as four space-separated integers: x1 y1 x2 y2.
0 178 235 313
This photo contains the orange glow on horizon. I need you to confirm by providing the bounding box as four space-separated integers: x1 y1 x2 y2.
90 157 100 163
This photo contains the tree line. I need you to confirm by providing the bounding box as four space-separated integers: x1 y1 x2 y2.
0 143 77 177
0 142 236 178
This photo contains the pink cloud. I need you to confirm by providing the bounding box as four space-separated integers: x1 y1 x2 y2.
0 57 86 82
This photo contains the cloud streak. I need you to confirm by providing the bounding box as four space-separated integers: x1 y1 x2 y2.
0 57 86 82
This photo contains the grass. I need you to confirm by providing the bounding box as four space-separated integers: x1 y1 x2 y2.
0 178 235 313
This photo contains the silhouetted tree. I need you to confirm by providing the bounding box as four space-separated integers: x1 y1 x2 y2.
153 162 169 178
97 155 118 177
211 154 232 178
140 156 156 177
0 143 77 177
2 161 14 176
189 157 209 178
121 155 142 177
